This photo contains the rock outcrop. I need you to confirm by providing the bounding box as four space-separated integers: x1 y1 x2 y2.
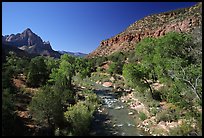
87 2 202 58
2 28 61 58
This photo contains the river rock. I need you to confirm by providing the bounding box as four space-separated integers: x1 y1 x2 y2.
124 89 132 93
128 112 134 115
98 109 103 113
104 119 111 124
96 80 100 84
113 131 118 135
81 86 86 89
115 106 122 110
127 123 135 127
117 87 123 91
121 132 126 136
117 124 124 127
110 76 115 82
102 82 113 87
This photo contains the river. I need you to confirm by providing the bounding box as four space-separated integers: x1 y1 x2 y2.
89 84 147 136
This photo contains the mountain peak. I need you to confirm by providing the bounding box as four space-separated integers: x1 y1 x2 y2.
23 28 33 34
25 28 32 31
3 28 61 58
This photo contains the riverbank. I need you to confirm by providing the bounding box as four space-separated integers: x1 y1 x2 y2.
73 72 202 136
120 92 201 136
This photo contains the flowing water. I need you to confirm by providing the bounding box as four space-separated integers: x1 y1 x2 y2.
89 84 147 136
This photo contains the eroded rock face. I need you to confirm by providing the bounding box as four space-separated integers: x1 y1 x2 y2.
2 28 61 58
4 28 43 47
87 2 202 58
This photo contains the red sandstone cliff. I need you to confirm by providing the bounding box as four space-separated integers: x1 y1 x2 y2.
87 2 202 58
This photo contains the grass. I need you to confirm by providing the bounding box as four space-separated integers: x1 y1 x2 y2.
151 127 167 136
133 90 160 109
139 112 148 121
168 120 194 136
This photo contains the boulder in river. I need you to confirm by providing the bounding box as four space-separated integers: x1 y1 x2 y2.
128 112 134 115
114 106 121 110
103 82 113 87
117 124 124 127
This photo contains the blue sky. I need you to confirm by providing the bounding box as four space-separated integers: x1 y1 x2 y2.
2 2 197 54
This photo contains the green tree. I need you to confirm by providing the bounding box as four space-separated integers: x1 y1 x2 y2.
2 88 16 136
108 62 117 75
49 55 75 90
60 54 76 65
123 63 154 98
83 90 98 114
4 51 30 77
124 32 202 103
2 64 15 92
108 51 125 63
108 61 124 75
29 86 64 133
151 32 202 103
26 56 49 87
75 58 92 79
44 56 59 76
169 63 202 102
95 56 108 66
135 37 158 81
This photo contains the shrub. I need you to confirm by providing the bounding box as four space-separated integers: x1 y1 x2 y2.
108 61 124 75
139 112 147 121
64 102 93 136
150 107 158 116
156 108 179 123
82 90 99 113
169 121 194 136
54 127 73 136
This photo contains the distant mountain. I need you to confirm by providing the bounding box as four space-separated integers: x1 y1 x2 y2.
2 28 61 58
58 50 87 57
2 42 38 60
87 2 202 58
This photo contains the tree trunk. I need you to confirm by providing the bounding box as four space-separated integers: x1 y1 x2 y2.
68 76 72 89
144 79 154 99
192 88 201 101
47 117 55 136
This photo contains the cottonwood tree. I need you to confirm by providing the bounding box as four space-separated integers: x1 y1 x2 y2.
169 64 202 102
123 63 155 99
124 32 202 103
49 54 75 90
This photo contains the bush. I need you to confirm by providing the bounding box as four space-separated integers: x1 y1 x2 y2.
150 107 159 116
64 102 93 136
139 112 147 121
54 127 73 136
108 61 124 75
169 121 194 136
156 108 179 123
84 92 98 113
